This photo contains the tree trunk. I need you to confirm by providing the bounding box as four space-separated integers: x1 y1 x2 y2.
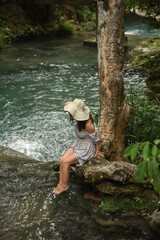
97 0 130 161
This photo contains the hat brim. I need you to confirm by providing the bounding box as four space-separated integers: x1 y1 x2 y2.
64 101 90 121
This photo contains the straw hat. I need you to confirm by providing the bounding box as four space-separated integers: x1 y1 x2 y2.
64 99 90 121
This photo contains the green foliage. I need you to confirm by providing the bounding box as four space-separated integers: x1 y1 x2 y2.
56 17 75 36
126 0 160 28
77 6 96 31
101 195 158 216
16 24 48 38
142 38 160 49
91 109 100 126
0 21 52 48
124 139 160 192
126 89 160 144
130 50 160 75
126 0 160 17
0 20 12 48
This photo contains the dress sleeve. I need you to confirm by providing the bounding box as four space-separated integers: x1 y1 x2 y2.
88 130 99 144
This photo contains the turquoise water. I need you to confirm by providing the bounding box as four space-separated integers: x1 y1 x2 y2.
0 31 146 161
0 33 100 161
125 19 160 36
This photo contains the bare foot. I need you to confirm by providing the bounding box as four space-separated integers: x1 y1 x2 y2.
53 185 69 195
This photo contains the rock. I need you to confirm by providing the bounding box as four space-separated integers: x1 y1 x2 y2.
94 181 141 195
81 158 137 184
83 37 97 47
0 145 36 162
52 161 60 171
56 158 154 195
83 192 102 202
148 211 160 235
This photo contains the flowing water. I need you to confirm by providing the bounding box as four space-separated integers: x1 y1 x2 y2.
0 28 149 162
0 22 159 239
0 32 100 161
125 19 160 36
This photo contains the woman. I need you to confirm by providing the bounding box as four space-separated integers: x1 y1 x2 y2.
54 99 103 195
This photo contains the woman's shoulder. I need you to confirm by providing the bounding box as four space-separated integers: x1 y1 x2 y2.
85 119 95 134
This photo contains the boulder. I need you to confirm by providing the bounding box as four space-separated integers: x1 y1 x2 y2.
71 158 137 184
148 211 160 236
0 145 36 162
95 181 141 195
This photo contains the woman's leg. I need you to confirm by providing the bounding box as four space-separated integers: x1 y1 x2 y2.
61 147 74 160
58 148 75 187
54 148 78 195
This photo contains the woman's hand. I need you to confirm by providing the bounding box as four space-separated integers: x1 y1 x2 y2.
94 151 104 158
94 142 104 158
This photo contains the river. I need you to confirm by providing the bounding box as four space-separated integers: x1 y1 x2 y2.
0 20 159 239
1 19 158 161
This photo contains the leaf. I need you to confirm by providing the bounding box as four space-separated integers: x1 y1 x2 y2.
124 143 139 162
142 142 151 160
136 162 147 183
157 154 160 163
152 158 159 179
154 139 160 145
151 145 159 157
154 176 160 193
147 158 159 180
124 145 134 157
139 142 148 149
146 160 152 180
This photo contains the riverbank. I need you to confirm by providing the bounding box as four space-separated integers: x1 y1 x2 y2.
0 1 77 49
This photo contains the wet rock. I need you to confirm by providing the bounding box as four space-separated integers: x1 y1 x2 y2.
0 145 36 162
92 209 156 238
148 211 160 236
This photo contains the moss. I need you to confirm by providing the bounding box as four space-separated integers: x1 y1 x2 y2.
100 195 158 216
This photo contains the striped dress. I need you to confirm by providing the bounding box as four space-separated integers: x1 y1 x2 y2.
72 125 99 166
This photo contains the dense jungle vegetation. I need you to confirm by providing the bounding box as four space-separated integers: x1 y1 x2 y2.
0 0 160 48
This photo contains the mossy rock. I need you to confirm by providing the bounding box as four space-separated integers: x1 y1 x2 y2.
100 195 158 216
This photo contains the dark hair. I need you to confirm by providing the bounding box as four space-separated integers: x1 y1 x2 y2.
77 114 94 132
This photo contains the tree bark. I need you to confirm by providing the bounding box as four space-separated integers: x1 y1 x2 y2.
97 0 130 161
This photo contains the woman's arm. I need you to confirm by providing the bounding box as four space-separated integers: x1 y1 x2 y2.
86 120 104 158
94 142 104 158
